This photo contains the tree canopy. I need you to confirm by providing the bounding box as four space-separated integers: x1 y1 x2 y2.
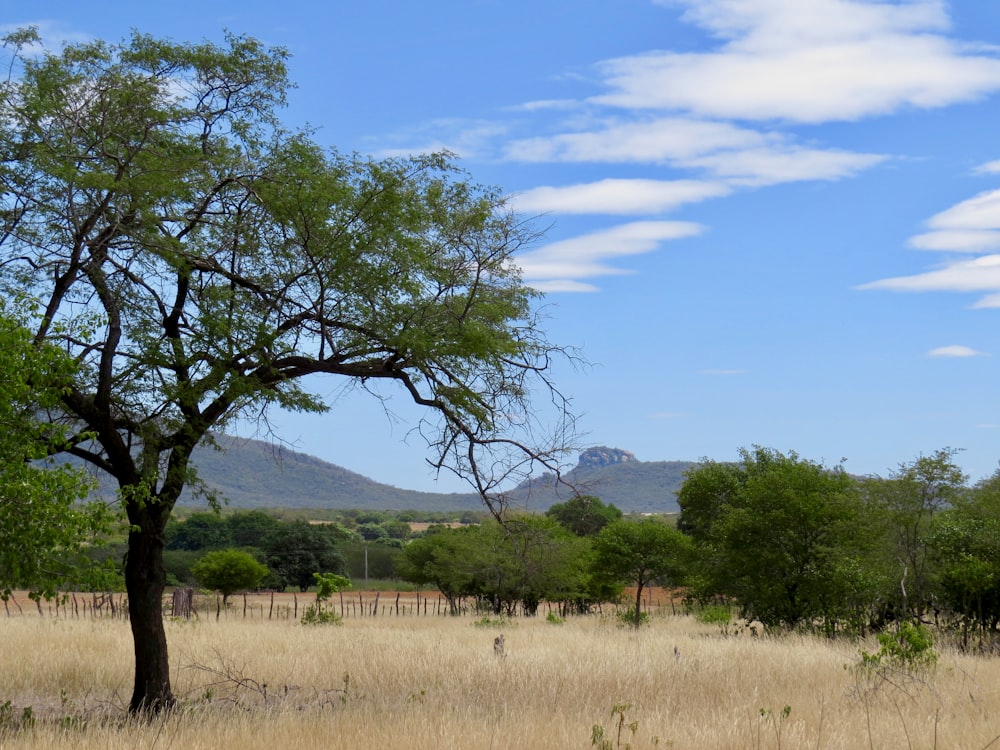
592 518 692 628
190 548 268 609
0 28 573 712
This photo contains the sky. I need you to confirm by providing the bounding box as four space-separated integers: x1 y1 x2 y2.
7 0 1000 494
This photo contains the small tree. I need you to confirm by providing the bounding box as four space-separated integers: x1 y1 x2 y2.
191 549 268 615
592 519 692 628
301 572 351 625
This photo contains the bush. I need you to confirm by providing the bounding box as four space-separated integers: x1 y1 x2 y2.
859 621 938 672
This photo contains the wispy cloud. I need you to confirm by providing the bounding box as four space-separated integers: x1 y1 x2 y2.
866 186 1000 305
366 119 508 159
927 345 987 358
600 0 1000 122
504 117 885 186
517 221 703 291
974 159 1000 175
511 178 731 215
365 0 998 293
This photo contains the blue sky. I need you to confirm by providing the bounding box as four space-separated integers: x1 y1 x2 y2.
9 1 1000 494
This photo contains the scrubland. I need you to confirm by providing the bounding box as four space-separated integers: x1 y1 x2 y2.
1 603 1000 749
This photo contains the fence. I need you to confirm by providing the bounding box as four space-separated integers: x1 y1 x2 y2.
2 586 681 621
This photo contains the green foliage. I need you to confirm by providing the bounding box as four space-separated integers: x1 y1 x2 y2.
264 521 346 591
473 615 511 628
680 447 876 630
546 495 623 536
0 303 117 600
190 549 269 605
859 621 938 673
163 550 203 587
591 702 641 750
592 518 692 628
399 516 594 616
863 448 967 622
166 512 232 551
614 609 650 628
0 699 35 735
694 603 733 633
340 541 402 581
301 572 350 625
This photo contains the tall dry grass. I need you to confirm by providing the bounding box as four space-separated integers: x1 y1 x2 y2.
2 606 1000 749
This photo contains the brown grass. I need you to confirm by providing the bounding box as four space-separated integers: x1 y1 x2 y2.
1 602 1000 749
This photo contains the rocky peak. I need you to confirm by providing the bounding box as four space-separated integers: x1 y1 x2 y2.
578 446 637 468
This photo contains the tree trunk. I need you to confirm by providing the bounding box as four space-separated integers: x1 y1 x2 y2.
124 506 174 714
633 581 644 629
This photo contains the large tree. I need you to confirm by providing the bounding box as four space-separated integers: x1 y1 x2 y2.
0 29 572 713
680 447 878 630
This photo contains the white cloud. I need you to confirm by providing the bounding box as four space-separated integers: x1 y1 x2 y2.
908 229 1000 253
507 99 580 112
926 189 1000 231
973 159 1000 175
860 254 1000 308
504 117 766 163
367 119 508 159
598 0 1000 123
517 221 703 291
682 145 885 186
899 189 1000 254
927 345 986 358
504 116 885 185
511 178 731 215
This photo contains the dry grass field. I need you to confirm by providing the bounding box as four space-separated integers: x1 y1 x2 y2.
2 595 1000 749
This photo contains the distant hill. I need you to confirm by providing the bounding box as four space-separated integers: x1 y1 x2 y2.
78 438 694 514
178 435 483 511
504 447 693 514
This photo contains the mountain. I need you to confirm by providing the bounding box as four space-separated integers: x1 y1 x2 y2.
178 435 483 511
504 447 692 514
79 438 693 513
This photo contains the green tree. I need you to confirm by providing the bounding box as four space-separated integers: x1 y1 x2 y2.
165 512 232 551
592 518 692 628
398 525 482 614
681 447 876 630
264 521 346 591
0 303 114 600
191 549 269 613
0 29 572 712
546 495 623 537
226 511 282 549
474 515 589 616
862 449 966 621
926 469 1000 647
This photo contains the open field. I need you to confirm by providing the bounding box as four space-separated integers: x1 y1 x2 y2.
2 600 1000 749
